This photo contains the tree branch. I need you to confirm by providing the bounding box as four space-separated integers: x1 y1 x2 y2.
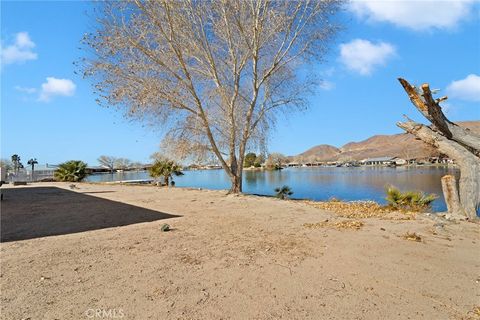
398 78 480 152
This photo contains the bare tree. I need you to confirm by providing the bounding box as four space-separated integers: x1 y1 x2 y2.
81 0 342 193
114 158 132 170
130 162 145 170
266 152 288 170
0 159 13 172
150 152 168 163
397 78 479 220
98 155 117 173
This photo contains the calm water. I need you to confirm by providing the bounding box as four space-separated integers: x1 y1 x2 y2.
86 166 460 212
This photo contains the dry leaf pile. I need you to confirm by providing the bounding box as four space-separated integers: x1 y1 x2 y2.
470 306 480 317
304 219 364 230
303 200 416 220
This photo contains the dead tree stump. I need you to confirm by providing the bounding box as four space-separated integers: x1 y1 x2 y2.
441 175 462 214
397 78 479 220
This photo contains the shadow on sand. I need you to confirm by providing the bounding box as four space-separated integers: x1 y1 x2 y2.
1 186 180 242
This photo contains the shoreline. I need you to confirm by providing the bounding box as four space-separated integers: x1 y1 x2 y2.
6 179 455 213
82 180 452 213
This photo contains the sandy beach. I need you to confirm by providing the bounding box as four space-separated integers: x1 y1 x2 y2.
1 182 479 319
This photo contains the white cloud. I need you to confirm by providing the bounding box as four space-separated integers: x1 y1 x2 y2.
1 32 37 65
38 77 76 102
339 39 395 75
14 86 37 94
319 80 335 91
446 74 480 102
350 0 474 31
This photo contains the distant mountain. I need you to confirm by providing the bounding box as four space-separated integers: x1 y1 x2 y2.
291 121 480 162
296 144 340 161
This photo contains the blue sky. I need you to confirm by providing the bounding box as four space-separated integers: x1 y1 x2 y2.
1 1 479 166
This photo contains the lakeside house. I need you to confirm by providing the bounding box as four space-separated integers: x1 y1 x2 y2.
286 162 301 167
360 157 406 166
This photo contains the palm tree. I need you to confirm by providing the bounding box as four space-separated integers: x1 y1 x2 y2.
148 159 183 186
27 158 38 181
275 185 293 200
11 154 23 174
54 160 88 182
385 185 437 211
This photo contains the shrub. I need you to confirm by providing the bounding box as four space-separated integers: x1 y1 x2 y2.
148 159 183 186
244 152 257 167
275 185 293 200
385 185 437 211
54 160 88 182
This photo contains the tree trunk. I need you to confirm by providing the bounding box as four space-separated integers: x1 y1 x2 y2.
230 174 242 193
441 175 462 214
397 78 479 220
458 160 480 219
398 120 480 219
228 154 244 193
228 162 241 194
398 79 480 151
164 175 170 187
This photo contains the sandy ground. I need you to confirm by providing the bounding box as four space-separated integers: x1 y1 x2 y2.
1 182 479 320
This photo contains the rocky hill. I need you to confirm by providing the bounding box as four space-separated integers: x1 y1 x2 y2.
293 121 480 162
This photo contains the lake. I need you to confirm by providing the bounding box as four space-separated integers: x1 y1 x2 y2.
85 166 459 212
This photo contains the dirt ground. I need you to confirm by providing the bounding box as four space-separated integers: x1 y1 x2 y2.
1 182 479 320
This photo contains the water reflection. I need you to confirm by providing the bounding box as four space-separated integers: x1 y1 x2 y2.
86 166 460 212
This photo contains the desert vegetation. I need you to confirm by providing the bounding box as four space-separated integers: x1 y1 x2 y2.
243 153 264 168
385 186 437 212
274 185 293 200
148 159 183 187
11 154 23 174
266 153 288 170
54 160 88 182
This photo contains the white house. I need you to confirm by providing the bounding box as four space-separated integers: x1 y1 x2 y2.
360 157 396 166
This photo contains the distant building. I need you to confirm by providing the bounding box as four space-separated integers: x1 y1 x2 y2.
428 156 451 164
360 157 397 166
25 164 57 175
394 158 408 165
286 162 301 167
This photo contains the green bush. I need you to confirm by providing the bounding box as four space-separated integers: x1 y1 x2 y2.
149 159 183 186
275 185 293 200
385 185 437 211
54 160 88 182
244 152 257 167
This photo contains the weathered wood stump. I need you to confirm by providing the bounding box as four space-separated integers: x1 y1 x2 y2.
397 78 480 220
441 175 462 214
